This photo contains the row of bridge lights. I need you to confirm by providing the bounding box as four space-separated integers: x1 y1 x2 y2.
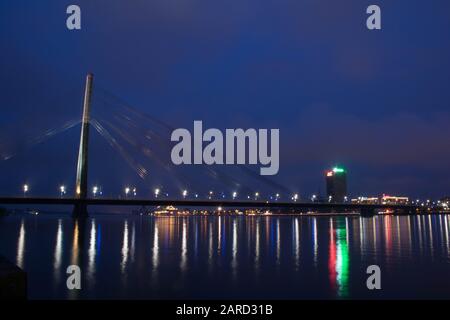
21 183 307 202
127 189 296 201
19 183 332 202
20 184 449 208
124 188 298 201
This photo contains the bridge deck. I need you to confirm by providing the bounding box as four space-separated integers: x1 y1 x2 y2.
0 197 418 211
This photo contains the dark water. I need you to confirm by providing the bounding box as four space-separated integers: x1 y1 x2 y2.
1 213 450 299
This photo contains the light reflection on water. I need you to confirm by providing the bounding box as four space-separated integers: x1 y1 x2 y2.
16 219 25 269
1 214 450 299
53 219 63 284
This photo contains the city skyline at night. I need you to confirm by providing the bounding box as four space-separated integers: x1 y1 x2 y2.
2 1 450 306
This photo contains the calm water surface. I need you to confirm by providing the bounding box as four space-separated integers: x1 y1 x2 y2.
1 213 450 299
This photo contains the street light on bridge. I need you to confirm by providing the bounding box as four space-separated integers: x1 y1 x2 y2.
60 185 66 197
124 187 130 197
154 188 160 198
23 184 29 197
182 189 188 199
92 186 98 198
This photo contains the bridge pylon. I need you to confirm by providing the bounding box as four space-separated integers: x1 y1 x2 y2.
73 73 93 216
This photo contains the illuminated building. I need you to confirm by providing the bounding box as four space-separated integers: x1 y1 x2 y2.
352 195 410 205
381 194 409 205
326 167 347 203
351 197 379 204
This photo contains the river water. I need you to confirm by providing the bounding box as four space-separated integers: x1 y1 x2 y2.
1 213 449 299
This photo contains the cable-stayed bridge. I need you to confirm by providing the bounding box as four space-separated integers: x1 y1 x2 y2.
0 74 420 216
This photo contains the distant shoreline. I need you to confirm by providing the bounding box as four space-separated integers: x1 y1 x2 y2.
3 209 450 218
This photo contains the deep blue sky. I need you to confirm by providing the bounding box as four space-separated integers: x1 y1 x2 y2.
1 1 450 199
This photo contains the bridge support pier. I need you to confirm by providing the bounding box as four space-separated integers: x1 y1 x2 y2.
73 202 88 216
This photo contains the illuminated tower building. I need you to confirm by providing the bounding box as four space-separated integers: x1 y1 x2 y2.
325 167 347 203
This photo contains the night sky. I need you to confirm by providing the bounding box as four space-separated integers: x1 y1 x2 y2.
1 1 450 199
